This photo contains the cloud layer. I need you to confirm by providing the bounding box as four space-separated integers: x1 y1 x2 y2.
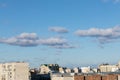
75 26 120 43
0 33 74 49
1 26 119 48
49 27 68 33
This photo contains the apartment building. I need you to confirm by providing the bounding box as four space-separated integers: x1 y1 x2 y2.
0 62 29 80
99 64 118 72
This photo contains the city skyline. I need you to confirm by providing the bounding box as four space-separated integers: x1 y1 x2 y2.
0 0 120 67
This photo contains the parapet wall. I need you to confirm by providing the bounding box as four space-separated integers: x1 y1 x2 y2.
74 74 119 80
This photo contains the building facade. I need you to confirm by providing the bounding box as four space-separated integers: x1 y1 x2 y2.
99 64 118 72
81 66 91 73
0 62 29 80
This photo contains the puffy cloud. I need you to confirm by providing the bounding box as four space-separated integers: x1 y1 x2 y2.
0 33 39 47
16 33 38 40
75 26 120 43
0 33 74 49
49 27 68 33
38 37 75 49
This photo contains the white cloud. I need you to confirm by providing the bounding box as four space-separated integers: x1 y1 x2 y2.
0 33 74 49
75 26 120 43
49 27 68 33
17 33 38 39
0 33 39 47
39 37 67 45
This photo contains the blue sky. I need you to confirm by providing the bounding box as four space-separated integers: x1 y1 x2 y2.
1 0 120 68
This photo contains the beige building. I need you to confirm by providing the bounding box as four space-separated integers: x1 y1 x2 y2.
39 65 51 74
65 68 71 73
0 62 29 80
115 61 120 70
39 64 59 74
118 75 120 80
99 64 118 72
73 68 79 73
51 73 74 80
59 67 64 73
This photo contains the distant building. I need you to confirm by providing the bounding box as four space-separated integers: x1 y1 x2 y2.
73 68 79 73
99 64 119 72
118 75 120 80
39 65 51 74
30 68 39 80
51 73 74 80
117 61 120 68
59 67 65 73
39 64 59 74
65 68 71 73
0 62 29 80
92 68 98 73
81 66 91 73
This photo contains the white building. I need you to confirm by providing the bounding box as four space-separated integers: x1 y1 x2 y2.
39 64 51 74
65 68 71 73
59 67 64 73
81 66 91 73
99 64 118 72
117 61 120 68
73 68 79 73
0 62 29 80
